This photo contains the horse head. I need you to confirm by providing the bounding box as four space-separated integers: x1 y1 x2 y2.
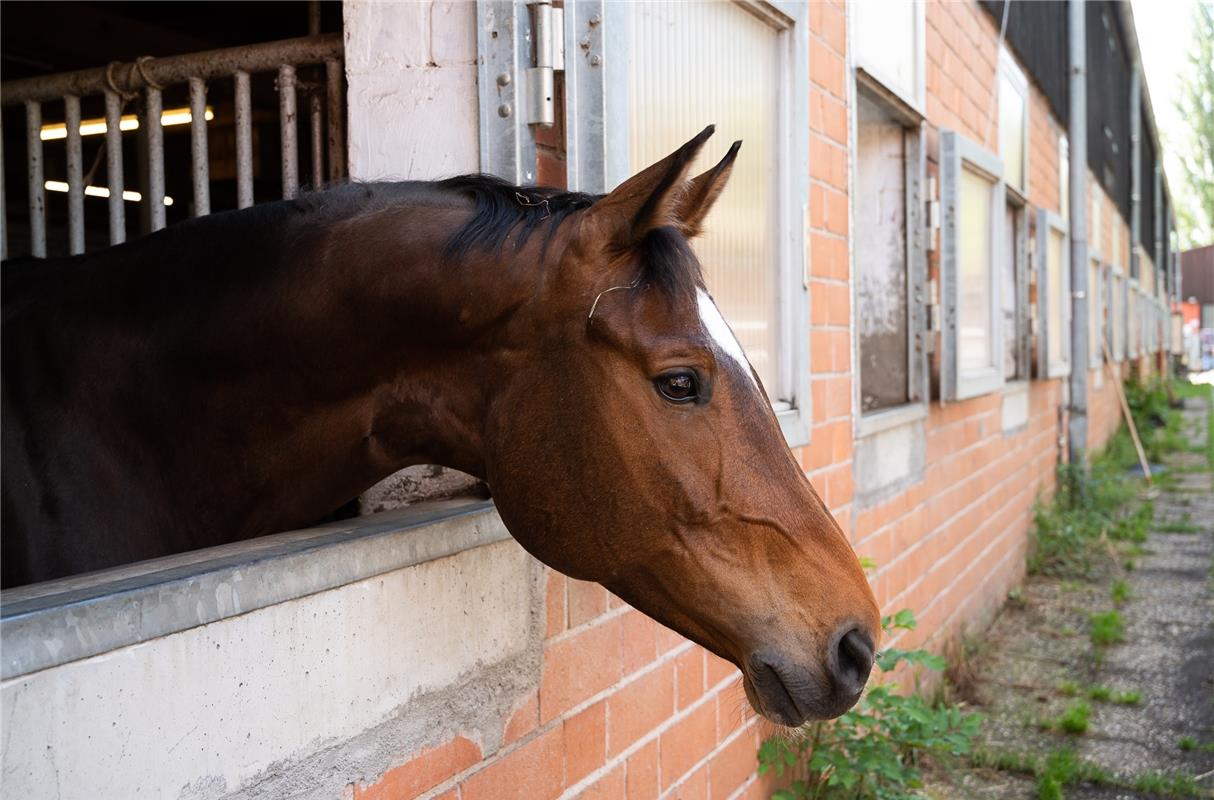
482 127 881 725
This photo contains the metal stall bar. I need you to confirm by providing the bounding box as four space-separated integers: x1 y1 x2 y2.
1 35 342 105
189 77 210 216
325 57 345 181
310 92 324 188
234 70 254 209
278 65 299 200
145 87 167 232
104 90 126 245
2 111 8 260
25 101 46 258
65 95 85 255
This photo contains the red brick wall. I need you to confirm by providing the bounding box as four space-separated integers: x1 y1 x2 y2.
349 2 1145 798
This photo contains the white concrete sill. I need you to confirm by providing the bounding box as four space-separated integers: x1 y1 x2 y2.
0 498 504 680
856 402 929 439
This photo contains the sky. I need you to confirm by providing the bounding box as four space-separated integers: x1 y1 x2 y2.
1130 0 1198 199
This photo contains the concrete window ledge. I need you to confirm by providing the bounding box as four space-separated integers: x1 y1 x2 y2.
1001 380 1031 434
0 498 505 680
854 404 928 509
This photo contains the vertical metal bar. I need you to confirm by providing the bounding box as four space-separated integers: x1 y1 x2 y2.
278 64 299 199
235 70 254 209
145 88 166 231
65 94 85 255
104 90 126 245
325 58 345 181
1067 0 1088 464
1 109 8 260
188 77 210 217
25 100 46 258
308 0 322 35
310 92 324 188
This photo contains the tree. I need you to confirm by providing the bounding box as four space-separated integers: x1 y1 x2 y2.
1175 2 1214 248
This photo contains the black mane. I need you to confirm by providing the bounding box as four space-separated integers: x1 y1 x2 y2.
436 174 599 260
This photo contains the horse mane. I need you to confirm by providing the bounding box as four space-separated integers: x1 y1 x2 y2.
434 174 702 301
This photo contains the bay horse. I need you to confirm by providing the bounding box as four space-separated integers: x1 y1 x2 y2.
1 126 879 724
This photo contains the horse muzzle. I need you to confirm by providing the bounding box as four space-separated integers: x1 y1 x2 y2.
743 626 875 726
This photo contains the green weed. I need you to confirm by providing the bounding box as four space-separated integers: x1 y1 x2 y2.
1089 611 1125 646
1056 701 1091 734
1111 579 1131 606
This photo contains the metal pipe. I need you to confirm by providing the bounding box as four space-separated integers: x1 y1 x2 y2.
0 34 343 106
325 58 345 180
1129 67 1141 281
145 88 166 231
278 64 298 199
235 71 253 209
189 77 210 217
310 91 324 188
1067 0 1089 465
65 94 85 254
25 100 46 258
104 90 126 245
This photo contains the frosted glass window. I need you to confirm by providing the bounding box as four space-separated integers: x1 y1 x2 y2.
1113 274 1125 360
1002 202 1021 379
629 1 782 395
958 167 995 372
1048 228 1067 366
1090 259 1103 363
998 51 1028 195
856 93 910 412
853 0 920 105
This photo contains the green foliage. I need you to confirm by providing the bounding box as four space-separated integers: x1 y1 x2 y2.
1055 701 1091 735
1129 771 1204 797
975 745 1204 798
1057 680 1080 697
757 610 981 800
1178 736 1197 751
1155 520 1202 534
1173 1 1214 247
1087 685 1112 702
1111 689 1142 706
1110 579 1131 606
1089 611 1125 646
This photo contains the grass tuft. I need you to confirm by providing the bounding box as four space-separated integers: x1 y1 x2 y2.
1089 610 1125 646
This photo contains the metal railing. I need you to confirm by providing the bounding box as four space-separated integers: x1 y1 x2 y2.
1 33 345 259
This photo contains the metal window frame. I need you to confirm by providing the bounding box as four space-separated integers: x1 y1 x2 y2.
565 0 811 447
1088 257 1106 369
998 45 1031 200
940 130 1006 402
1036 208 1072 379
1005 190 1031 381
1127 279 1140 358
476 1 539 184
850 78 929 437
1112 271 1126 362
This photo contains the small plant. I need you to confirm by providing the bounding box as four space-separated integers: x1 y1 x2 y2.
1178 735 1197 751
1111 689 1142 705
1155 520 1202 534
757 609 981 799
1087 685 1112 702
1111 579 1131 606
1057 680 1080 697
1089 611 1125 646
1055 701 1091 734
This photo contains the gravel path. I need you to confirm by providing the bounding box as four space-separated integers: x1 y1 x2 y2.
931 393 1214 799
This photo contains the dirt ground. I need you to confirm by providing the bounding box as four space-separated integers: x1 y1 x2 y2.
927 394 1214 799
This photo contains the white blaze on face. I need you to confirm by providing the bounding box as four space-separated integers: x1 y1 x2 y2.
696 288 760 390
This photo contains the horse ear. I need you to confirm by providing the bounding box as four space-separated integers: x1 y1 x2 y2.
588 125 716 246
673 140 741 239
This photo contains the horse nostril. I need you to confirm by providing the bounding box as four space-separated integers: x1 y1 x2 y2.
833 628 875 694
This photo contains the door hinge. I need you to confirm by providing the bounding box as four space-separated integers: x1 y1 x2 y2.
526 0 564 128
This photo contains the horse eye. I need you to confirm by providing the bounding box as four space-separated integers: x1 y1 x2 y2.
655 372 699 404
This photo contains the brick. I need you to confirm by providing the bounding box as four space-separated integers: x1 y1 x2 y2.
715 680 752 743
541 616 623 722
564 701 607 785
462 726 564 800
607 664 675 757
659 701 716 790
626 740 659 800
621 609 659 675
704 651 737 689
503 691 539 746
546 570 566 638
709 729 760 800
675 648 706 710
670 763 710 799
567 578 607 628
353 736 481 800
821 3 846 55
576 764 625 799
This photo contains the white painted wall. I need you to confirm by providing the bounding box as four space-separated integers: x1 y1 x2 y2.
2 540 542 800
344 0 480 180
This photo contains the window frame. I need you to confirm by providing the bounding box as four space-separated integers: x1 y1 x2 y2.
565 0 811 447
940 130 1006 402
1112 271 1126 362
850 76 929 437
1127 279 1141 359
1089 256 1106 370
997 46 1030 201
1036 208 1072 379
849 0 926 113
1003 190 1032 382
